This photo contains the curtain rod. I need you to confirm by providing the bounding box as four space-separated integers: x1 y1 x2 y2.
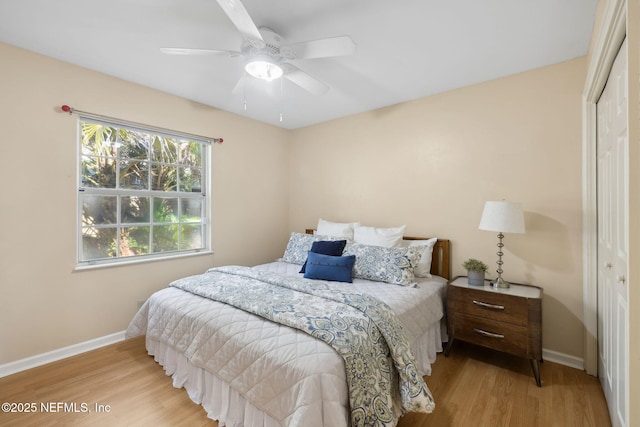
60 105 223 144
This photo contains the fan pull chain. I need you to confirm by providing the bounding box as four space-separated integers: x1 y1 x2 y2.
243 72 248 111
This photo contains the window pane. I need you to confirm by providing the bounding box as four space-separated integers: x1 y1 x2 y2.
81 122 117 157
82 226 117 260
120 160 149 189
179 166 202 193
81 156 117 188
181 224 203 250
179 141 202 167
82 195 117 226
181 198 202 222
153 197 178 223
120 226 150 256
151 136 178 163
153 225 179 252
151 163 177 192
119 129 150 160
121 196 150 223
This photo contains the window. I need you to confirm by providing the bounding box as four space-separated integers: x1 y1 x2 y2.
78 118 210 266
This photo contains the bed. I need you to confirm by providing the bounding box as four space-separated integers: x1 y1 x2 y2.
126 227 451 427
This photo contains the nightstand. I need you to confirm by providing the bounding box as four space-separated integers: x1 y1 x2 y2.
445 276 543 386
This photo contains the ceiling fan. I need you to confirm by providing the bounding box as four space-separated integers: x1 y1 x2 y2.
161 0 356 95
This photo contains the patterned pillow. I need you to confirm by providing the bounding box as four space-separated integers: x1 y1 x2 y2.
280 232 344 265
343 242 423 286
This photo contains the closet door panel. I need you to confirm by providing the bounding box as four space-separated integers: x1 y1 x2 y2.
596 38 628 427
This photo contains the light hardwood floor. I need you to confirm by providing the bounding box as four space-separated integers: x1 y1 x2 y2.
0 336 610 427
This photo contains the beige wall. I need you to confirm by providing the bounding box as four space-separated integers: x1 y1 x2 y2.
290 57 588 358
0 42 290 364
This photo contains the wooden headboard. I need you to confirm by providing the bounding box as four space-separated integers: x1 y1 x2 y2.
304 229 451 281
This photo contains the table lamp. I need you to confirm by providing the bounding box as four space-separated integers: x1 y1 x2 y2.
478 200 525 288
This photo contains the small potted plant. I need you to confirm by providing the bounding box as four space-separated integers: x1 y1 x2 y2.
462 258 488 286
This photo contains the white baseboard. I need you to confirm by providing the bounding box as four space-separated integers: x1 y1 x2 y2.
543 348 585 371
0 331 126 378
0 333 587 379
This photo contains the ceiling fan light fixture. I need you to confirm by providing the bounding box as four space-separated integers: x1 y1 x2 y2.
245 59 283 82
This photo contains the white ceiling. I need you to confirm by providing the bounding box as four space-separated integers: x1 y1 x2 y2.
0 0 597 129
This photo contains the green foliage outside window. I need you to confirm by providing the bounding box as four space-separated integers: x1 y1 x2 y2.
79 120 208 263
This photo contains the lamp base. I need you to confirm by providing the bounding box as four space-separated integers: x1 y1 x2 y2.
491 277 510 289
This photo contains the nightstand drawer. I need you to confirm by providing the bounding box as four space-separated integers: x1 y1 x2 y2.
448 285 528 326
450 314 528 358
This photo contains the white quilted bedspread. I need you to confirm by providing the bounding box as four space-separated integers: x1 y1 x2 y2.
126 262 445 427
256 262 445 345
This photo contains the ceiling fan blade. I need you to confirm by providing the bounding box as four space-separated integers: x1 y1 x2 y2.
282 64 329 95
281 36 356 60
160 47 241 57
215 0 263 43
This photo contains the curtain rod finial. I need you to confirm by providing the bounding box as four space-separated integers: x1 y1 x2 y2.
61 105 72 114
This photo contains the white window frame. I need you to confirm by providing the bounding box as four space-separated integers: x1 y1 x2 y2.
76 117 212 268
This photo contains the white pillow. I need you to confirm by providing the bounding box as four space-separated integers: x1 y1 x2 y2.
400 238 438 278
353 224 406 248
317 218 359 240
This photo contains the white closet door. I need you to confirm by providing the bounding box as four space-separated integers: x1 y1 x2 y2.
596 38 628 427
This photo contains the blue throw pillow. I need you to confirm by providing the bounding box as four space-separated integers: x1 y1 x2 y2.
303 251 356 283
299 239 347 273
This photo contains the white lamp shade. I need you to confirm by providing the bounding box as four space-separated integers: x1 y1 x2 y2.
479 201 525 234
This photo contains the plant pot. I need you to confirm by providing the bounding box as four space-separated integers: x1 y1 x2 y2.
467 270 485 286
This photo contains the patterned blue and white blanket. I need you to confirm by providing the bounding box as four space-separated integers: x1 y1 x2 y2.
170 265 435 426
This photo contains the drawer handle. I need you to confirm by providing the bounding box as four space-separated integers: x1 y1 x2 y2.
473 300 505 310
474 328 505 339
